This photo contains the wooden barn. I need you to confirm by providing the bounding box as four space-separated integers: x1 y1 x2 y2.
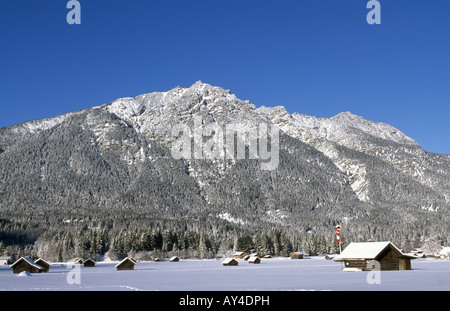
334 241 416 271
248 256 261 264
170 256 180 262
250 252 261 258
10 257 44 274
290 252 304 259
34 258 51 272
115 257 136 271
233 252 248 259
222 258 239 266
83 258 96 267
73 258 84 264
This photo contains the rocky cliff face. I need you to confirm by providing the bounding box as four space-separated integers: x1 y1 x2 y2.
0 81 448 238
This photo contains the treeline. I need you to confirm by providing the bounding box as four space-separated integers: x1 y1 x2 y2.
1 223 348 262
1 207 448 262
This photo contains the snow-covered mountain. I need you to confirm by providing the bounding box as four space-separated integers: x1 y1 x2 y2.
0 81 448 240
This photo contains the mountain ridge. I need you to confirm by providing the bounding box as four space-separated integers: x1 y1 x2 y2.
0 81 448 252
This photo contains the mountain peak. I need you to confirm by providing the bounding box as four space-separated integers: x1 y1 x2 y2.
332 111 364 120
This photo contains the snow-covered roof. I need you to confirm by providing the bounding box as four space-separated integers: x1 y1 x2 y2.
334 241 407 260
248 256 260 262
10 257 44 270
83 258 95 263
115 257 136 268
35 258 51 266
222 258 238 264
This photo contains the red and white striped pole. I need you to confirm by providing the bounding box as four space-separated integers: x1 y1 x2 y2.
335 225 342 254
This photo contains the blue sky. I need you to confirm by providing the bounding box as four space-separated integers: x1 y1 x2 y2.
1 0 449 154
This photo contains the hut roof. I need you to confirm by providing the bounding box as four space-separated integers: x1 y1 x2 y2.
248 256 261 263
115 257 135 268
83 258 95 264
222 258 238 265
10 257 44 270
35 258 51 267
334 241 415 261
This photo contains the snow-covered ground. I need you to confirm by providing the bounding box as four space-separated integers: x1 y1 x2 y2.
0 257 448 291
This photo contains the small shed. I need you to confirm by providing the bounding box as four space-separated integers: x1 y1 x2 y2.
248 256 261 264
153 258 161 262
290 252 304 259
73 258 84 264
250 252 261 258
10 257 44 274
169 256 180 262
0 256 11 265
233 252 248 259
83 258 96 267
334 241 416 271
34 258 51 272
115 257 136 271
243 255 250 261
222 258 239 266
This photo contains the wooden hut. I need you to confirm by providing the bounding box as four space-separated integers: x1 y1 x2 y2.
169 256 180 262
250 252 261 258
115 257 136 271
83 258 96 267
248 256 261 264
73 258 84 264
233 252 248 259
290 252 304 259
10 257 44 274
243 255 250 261
222 258 239 266
34 258 51 272
334 241 416 271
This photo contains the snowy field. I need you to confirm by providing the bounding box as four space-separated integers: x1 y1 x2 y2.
0 257 449 291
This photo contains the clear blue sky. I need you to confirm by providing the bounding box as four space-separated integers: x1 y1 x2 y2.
1 0 449 154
